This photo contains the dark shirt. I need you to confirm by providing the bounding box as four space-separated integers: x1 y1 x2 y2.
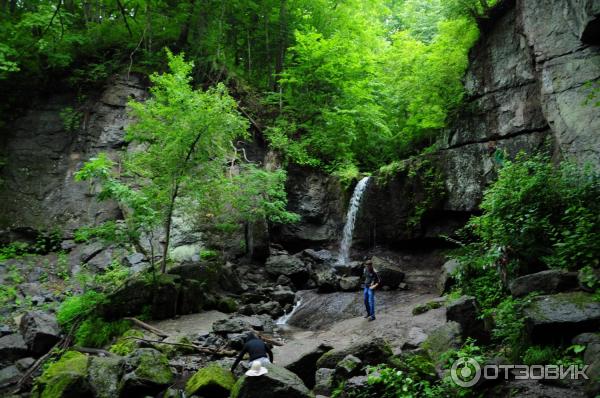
363 267 380 288
231 338 273 371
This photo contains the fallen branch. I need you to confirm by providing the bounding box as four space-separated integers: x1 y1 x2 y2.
124 317 168 338
257 332 283 347
123 336 236 357
72 346 115 357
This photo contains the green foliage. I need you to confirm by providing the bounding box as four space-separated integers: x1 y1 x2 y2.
56 290 107 331
59 106 82 133
0 241 29 260
522 345 560 366
489 296 526 359
35 350 89 398
109 329 144 356
74 317 130 348
199 249 218 261
468 154 600 271
579 266 600 290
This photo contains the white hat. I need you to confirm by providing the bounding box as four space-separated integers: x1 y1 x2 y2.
245 360 268 377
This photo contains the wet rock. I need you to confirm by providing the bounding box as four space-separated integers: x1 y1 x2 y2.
0 325 12 337
524 292 600 344
0 365 21 388
88 356 125 398
168 262 220 285
509 269 578 298
276 275 292 286
230 363 312 398
179 279 206 315
333 261 364 277
422 321 462 361
100 279 153 320
265 254 310 287
285 343 333 389
150 274 181 319
446 295 487 341
334 355 362 380
271 285 296 305
212 315 273 334
0 333 29 366
315 269 339 293
314 368 335 396
216 296 239 314
303 249 334 264
256 301 284 318
120 348 173 397
316 338 393 369
185 363 235 398
339 276 361 291
402 327 428 350
437 259 460 295
219 262 245 294
19 311 61 355
371 257 405 289
340 375 369 397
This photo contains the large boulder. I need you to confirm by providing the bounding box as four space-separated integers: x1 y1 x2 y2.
509 269 578 298
524 292 600 344
265 254 310 287
0 365 22 389
436 259 460 295
316 338 392 369
120 348 174 397
271 285 296 306
422 321 462 361
334 355 363 381
34 350 92 398
371 257 405 289
313 368 335 396
0 333 29 367
314 269 339 293
88 356 125 398
285 343 333 389
230 363 313 398
19 311 61 355
185 363 235 398
446 296 488 341
339 276 361 291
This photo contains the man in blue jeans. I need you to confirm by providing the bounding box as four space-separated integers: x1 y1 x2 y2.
363 260 381 321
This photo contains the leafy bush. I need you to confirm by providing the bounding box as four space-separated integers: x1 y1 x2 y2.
74 317 130 348
56 290 107 331
468 154 600 272
522 345 560 366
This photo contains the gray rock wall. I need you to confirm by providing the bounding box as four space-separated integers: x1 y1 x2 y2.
0 75 147 232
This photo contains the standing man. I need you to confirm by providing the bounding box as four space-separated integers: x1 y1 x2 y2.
363 260 380 321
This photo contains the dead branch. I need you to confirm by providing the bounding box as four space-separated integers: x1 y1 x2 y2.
123 336 236 357
124 317 168 338
72 346 115 357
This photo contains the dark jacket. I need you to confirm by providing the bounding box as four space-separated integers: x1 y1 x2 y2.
363 267 380 288
230 334 273 371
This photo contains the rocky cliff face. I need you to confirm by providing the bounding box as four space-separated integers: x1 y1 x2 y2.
0 75 147 233
352 0 600 248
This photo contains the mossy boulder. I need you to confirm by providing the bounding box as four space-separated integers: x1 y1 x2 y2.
316 338 393 369
524 292 600 344
88 356 125 398
34 351 92 398
155 335 197 358
217 296 239 313
230 363 313 398
184 363 235 397
422 321 462 361
120 348 173 397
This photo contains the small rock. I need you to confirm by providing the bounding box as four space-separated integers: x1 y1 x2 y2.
402 327 428 350
15 357 35 371
0 333 29 366
509 269 578 298
276 275 292 286
271 285 295 305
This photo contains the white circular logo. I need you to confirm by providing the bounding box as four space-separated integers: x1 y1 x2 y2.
450 357 481 387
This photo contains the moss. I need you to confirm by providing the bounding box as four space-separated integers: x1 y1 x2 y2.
109 329 144 356
185 363 236 397
134 349 173 385
412 299 445 315
155 335 197 358
217 296 239 313
36 351 90 398
229 377 244 398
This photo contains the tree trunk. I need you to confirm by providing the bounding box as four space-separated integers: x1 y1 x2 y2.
160 183 179 274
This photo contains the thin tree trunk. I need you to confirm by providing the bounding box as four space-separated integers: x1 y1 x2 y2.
116 0 133 37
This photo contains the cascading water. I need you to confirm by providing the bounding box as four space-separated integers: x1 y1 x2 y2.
336 176 370 265
275 298 303 325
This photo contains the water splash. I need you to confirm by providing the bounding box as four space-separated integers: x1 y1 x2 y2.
337 176 370 265
276 298 303 325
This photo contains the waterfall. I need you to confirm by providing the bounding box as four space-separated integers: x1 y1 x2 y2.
336 176 370 265
276 298 303 325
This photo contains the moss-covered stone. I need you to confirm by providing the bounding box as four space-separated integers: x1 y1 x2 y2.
217 296 239 313
120 348 174 396
412 299 445 315
88 356 125 398
35 350 92 398
109 329 144 356
155 335 197 358
185 363 235 397
422 321 462 362
316 338 393 369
